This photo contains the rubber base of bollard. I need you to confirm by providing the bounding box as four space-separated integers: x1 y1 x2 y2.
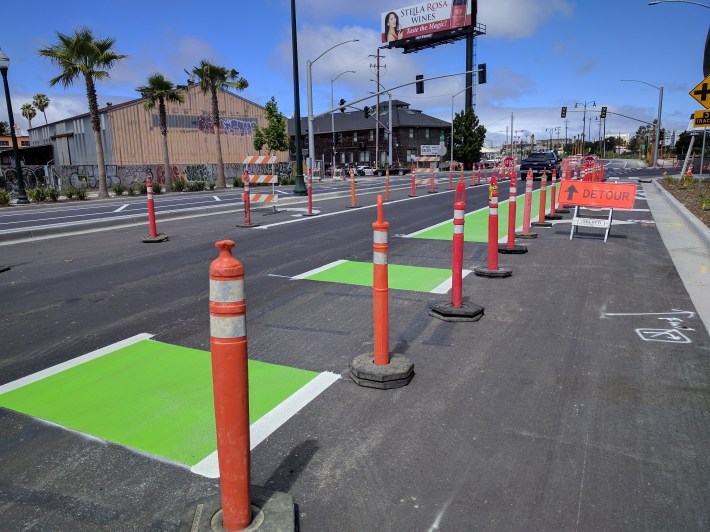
498 244 528 254
638 178 652 183
408 194 417 198
546 214 563 220
180 486 295 532
515 231 538 239
236 222 261 228
346 204 362 209
556 208 571 214
301 212 320 217
141 234 168 243
427 190 439 194
473 267 512 278
0 265 10 273
349 354 414 389
531 221 553 228
429 301 484 322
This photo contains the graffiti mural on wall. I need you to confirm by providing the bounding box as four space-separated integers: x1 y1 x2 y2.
196 115 257 136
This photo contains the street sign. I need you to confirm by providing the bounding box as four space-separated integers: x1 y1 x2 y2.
584 155 596 163
693 110 710 128
558 181 637 209
421 145 444 156
503 156 515 168
689 74 710 109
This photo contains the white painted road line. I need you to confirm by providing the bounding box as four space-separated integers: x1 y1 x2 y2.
431 270 472 294
191 371 341 478
114 204 129 212
292 260 347 280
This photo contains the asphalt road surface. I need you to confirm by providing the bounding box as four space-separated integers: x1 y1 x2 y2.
2 168 708 530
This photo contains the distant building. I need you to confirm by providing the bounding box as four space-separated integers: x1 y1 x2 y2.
21 84 287 180
288 100 451 170
0 134 31 165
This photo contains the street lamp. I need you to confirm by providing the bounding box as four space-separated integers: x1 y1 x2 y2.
574 100 596 154
370 79 393 168
0 49 29 204
307 39 358 180
331 70 355 177
621 79 663 168
451 85 473 170
649 0 710 7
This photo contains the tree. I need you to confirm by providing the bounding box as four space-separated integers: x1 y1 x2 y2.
253 96 288 155
137 73 185 192
39 27 127 199
21 103 36 130
0 121 9 136
191 60 248 189
452 108 486 169
32 94 50 124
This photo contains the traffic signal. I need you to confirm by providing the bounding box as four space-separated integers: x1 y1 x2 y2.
600 106 607 119
416 74 424 94
561 106 567 118
364 106 371 119
339 98 346 113
478 63 486 84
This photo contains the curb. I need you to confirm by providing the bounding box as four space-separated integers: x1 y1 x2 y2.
653 180 710 250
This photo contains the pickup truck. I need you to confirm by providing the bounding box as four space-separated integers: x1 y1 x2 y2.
519 152 561 179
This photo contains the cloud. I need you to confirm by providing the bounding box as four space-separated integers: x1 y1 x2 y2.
479 0 574 39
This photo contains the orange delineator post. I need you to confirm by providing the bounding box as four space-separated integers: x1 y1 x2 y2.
550 169 558 217
538 171 548 224
349 167 357 207
372 195 389 366
429 164 435 193
385 165 390 202
448 162 453 190
243 171 252 225
146 176 158 238
209 240 252 531
451 181 466 308
410 164 417 197
488 175 499 270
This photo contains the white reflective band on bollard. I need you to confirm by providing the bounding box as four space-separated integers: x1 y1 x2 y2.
373 231 388 244
454 210 464 220
453 225 464 234
373 251 388 265
210 315 247 339
210 280 245 303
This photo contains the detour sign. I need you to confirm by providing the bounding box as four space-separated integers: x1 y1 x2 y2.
558 181 637 209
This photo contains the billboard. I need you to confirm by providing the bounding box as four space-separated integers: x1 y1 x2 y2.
381 1 476 44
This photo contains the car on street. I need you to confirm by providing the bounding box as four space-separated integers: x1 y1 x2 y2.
356 166 376 176
374 164 410 176
519 151 561 179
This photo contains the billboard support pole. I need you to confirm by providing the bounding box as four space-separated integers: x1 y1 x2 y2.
465 34 474 113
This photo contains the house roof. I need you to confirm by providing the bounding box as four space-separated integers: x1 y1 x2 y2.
287 100 450 135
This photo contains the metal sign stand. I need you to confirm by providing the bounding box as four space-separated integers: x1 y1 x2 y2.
570 206 614 242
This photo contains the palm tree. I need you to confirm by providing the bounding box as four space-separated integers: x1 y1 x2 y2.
191 60 248 189
21 103 36 130
39 28 126 199
137 74 185 192
32 94 50 124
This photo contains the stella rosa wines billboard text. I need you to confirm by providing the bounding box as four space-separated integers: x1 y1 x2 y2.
382 0 475 44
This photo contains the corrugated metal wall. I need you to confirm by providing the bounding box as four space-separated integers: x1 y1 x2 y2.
108 85 288 165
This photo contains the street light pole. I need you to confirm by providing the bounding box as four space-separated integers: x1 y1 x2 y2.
621 79 663 168
307 39 358 181
331 70 355 177
574 100 596 155
290 0 307 196
370 79 394 167
649 0 710 8
0 49 29 204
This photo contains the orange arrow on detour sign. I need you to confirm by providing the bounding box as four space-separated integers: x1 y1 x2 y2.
558 181 637 209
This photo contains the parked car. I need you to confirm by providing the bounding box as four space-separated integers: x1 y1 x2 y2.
356 166 375 176
519 151 561 179
374 164 410 176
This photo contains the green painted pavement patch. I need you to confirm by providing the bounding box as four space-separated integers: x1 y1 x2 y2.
0 340 318 467
411 185 555 242
304 260 452 292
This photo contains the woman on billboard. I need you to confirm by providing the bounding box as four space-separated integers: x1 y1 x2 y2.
385 12 403 42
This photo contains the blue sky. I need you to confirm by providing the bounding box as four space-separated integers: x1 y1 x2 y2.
1 0 707 148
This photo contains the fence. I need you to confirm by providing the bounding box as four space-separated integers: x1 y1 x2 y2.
0 162 295 195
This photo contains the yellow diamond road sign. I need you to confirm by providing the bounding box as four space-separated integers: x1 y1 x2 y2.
693 110 710 128
690 75 710 109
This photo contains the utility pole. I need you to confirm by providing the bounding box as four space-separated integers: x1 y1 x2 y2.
370 50 386 168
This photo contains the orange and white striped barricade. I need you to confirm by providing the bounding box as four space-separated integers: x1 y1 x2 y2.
474 174 512 278
350 196 414 389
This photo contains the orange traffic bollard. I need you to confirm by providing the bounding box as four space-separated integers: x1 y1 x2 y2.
474 174 512 278
546 169 563 220
350 196 414 389
141 175 168 243
428 164 437 193
236 171 260 228
430 181 484 322
385 165 390 202
209 240 252 530
347 167 360 208
532 170 552 228
409 163 417 197
448 162 453 190
499 170 527 255
516 168 538 240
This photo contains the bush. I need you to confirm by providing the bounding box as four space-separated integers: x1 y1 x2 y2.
701 191 710 210
75 187 88 200
111 182 128 196
207 181 216 190
47 188 61 202
0 189 10 206
28 187 48 202
152 182 162 195
681 175 695 189
173 179 187 192
232 176 242 188
187 181 206 192
127 186 138 196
